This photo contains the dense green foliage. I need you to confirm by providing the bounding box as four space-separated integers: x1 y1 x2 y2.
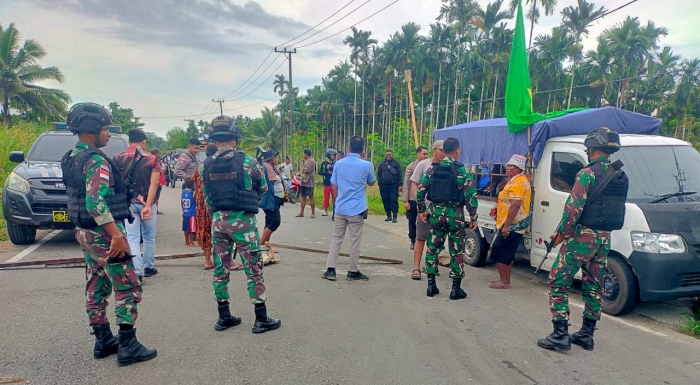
239 0 700 164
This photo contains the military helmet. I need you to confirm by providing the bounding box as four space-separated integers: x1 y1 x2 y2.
209 116 242 141
584 127 621 153
326 148 337 159
66 102 113 134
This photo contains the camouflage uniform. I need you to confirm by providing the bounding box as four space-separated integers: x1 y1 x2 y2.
548 156 611 322
202 145 269 304
416 156 478 279
72 142 142 326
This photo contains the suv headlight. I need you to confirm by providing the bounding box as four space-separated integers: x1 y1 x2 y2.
6 172 30 193
631 232 686 254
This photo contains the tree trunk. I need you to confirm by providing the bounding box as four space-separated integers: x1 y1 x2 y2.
435 63 442 129
466 94 472 123
547 91 551 113
478 80 485 120
567 59 576 109
361 68 366 137
371 87 376 164
528 2 536 50
443 81 450 129
353 65 358 136
430 81 435 130
420 90 425 136
2 99 9 127
491 69 499 119
452 42 461 126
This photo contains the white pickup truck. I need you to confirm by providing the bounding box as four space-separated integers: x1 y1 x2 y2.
435 107 700 315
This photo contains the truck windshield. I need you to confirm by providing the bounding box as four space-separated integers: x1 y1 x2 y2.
27 135 128 162
611 145 700 203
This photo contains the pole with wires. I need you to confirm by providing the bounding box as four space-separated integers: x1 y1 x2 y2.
275 47 297 159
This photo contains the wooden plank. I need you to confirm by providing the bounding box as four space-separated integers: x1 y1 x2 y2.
267 243 403 264
0 252 203 270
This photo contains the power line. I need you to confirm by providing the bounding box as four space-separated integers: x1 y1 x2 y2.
217 0 362 101
225 57 289 103
218 50 274 100
591 0 640 23
277 0 359 47
296 0 401 49
223 55 284 101
141 97 279 119
289 0 373 47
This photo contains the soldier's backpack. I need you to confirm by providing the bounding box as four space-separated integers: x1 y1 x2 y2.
427 162 465 205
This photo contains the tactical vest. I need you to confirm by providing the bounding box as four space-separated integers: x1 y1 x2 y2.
578 161 629 231
61 148 132 229
203 150 260 214
427 162 466 206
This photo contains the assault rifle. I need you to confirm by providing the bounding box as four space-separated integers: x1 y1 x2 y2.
534 159 625 274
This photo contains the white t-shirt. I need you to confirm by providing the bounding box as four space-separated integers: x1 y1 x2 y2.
279 163 294 179
411 158 438 206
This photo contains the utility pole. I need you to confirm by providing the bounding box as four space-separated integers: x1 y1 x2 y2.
275 47 297 159
212 99 224 115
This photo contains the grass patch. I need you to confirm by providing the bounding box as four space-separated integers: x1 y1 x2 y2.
679 308 700 338
312 184 407 216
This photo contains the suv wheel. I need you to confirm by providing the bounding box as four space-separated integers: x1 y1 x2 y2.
7 221 37 245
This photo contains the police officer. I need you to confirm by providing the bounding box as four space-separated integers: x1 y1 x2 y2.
201 116 282 334
416 137 478 300
61 102 156 366
537 127 628 352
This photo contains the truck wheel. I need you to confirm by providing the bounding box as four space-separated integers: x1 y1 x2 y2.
602 255 639 316
7 221 37 245
464 228 489 267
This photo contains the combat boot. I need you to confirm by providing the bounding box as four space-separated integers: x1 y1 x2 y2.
117 328 157 367
449 278 467 300
570 318 597 351
252 305 282 334
537 320 571 352
426 274 440 297
215 302 242 331
92 323 119 359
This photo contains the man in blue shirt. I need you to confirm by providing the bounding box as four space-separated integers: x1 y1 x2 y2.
322 136 376 281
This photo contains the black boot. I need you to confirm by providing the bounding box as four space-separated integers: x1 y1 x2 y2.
215 302 242 331
426 274 440 297
571 318 597 351
117 328 157 367
537 320 571 351
92 323 119 359
385 214 392 222
449 278 467 300
392 213 398 223
252 305 281 334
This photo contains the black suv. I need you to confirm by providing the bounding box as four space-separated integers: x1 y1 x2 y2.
2 124 128 245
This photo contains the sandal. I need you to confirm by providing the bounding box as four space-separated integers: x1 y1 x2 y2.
231 264 244 271
310 214 316 219
487 281 511 289
295 214 304 217
411 269 422 280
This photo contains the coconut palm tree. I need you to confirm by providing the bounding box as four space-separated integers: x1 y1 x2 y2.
509 0 558 49
0 22 71 125
561 0 607 108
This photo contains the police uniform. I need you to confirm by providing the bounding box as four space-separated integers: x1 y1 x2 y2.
416 150 478 300
201 116 281 334
538 127 629 352
61 102 156 366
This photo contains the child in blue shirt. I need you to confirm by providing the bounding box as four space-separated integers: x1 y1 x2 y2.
181 179 197 246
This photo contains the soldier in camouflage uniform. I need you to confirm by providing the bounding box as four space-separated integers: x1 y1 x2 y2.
538 127 628 352
61 103 156 366
416 137 478 300
201 116 281 334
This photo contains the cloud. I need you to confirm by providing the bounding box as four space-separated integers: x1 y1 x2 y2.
31 0 311 54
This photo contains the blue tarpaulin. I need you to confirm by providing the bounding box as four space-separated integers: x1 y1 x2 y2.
433 107 661 166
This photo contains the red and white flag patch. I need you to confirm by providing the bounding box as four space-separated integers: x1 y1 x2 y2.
99 164 110 182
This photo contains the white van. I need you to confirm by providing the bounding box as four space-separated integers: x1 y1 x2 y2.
435 108 700 315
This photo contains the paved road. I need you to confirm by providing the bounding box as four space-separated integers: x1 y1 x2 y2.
1 187 699 384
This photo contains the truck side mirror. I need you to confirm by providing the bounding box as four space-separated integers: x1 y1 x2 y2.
9 151 25 163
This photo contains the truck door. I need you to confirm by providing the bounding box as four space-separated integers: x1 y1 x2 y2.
530 146 586 271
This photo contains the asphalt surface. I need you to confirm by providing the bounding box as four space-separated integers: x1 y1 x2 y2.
1 186 700 384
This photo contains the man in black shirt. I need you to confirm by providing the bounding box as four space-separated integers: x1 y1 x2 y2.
377 150 402 223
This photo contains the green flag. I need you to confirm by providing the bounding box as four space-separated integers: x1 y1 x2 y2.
505 1 584 133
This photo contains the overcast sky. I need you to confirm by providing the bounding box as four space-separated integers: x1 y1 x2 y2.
2 0 698 136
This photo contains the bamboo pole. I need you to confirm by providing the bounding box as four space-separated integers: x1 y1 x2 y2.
405 70 419 148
